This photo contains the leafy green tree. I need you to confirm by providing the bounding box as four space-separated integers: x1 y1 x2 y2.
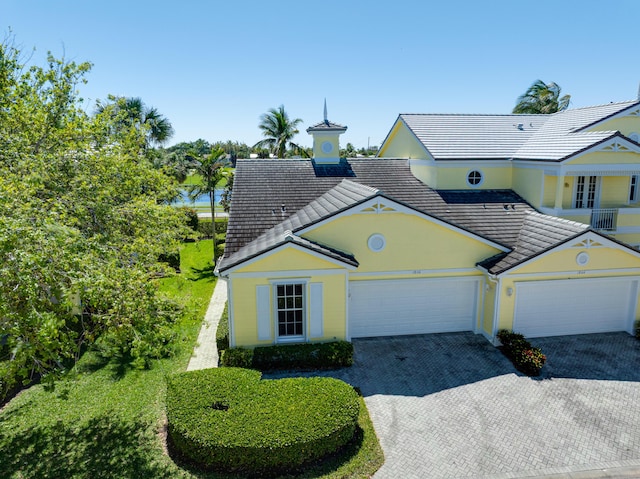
253 105 304 158
220 170 234 213
186 147 230 261
513 80 571 114
96 95 174 147
0 39 189 396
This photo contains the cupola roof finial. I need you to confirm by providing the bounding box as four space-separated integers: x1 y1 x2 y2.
323 98 328 124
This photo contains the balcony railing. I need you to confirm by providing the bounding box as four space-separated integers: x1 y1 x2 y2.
590 208 618 231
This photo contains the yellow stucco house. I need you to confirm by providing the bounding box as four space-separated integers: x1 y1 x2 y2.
218 99 640 347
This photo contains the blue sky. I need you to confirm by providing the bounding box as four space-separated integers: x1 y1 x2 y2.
4 0 640 149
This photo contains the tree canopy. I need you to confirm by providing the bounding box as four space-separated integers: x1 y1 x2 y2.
253 105 305 158
513 80 571 114
0 39 189 396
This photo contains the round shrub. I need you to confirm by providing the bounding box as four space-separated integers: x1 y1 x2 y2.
166 367 360 476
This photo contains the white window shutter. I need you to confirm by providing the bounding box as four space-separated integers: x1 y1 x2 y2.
310 283 323 338
256 285 271 340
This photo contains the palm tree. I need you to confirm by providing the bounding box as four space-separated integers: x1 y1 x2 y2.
96 96 174 147
186 147 229 261
513 80 571 114
253 105 304 158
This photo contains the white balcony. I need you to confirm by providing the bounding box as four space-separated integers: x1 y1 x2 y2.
590 208 618 231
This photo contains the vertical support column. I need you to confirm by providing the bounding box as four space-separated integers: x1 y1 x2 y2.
554 175 565 209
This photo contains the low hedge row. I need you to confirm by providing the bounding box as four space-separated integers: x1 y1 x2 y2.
166 367 360 476
220 341 353 371
497 329 546 376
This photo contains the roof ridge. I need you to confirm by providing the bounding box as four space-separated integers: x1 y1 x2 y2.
523 210 589 230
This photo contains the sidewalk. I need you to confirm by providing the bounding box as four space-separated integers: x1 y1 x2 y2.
186 277 227 371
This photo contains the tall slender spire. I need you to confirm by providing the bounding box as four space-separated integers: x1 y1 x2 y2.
637 81 640 100
323 98 328 123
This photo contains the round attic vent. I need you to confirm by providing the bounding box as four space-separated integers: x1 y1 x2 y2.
576 252 590 266
368 234 386 252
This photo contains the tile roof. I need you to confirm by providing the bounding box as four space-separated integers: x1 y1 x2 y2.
219 180 374 271
221 158 539 271
478 212 589 274
306 120 347 132
398 100 640 162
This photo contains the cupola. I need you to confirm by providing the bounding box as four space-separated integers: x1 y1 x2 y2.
306 100 347 164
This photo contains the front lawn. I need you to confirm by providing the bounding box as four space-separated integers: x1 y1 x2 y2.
0 239 383 478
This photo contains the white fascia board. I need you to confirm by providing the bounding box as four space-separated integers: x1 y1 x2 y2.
494 230 640 277
577 104 640 132
221 242 356 275
434 159 512 168
506 269 640 279
560 137 640 164
296 195 510 253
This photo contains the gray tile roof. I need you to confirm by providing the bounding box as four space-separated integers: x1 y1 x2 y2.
221 158 539 271
219 180 374 271
397 100 640 162
478 212 589 274
306 120 347 132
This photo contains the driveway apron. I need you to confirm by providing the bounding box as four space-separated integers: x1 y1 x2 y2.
267 332 640 478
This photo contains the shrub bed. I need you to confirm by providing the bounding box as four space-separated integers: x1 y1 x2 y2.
166 367 360 476
220 341 353 371
497 329 546 376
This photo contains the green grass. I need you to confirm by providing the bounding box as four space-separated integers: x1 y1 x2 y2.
0 238 384 478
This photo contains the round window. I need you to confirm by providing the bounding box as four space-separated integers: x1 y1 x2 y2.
467 170 483 187
367 234 386 252
576 252 590 266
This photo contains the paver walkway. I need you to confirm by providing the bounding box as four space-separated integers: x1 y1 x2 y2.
186 277 226 371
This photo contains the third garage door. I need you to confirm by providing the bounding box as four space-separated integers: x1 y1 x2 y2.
349 278 479 338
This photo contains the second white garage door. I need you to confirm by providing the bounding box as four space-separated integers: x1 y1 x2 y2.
513 278 638 338
349 278 479 338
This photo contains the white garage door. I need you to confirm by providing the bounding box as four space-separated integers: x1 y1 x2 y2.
349 278 479 338
513 278 638 338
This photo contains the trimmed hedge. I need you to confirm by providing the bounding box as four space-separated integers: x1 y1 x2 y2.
220 341 353 371
497 329 546 376
166 367 360 476
197 217 228 238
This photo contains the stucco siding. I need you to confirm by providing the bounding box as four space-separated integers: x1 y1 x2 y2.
378 120 428 159
303 212 502 273
513 167 543 208
433 165 512 190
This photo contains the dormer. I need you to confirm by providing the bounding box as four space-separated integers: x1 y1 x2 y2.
307 100 347 164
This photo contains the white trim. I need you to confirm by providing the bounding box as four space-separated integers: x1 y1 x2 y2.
619 208 640 215
228 280 236 348
230 269 347 279
504 268 640 279
435 159 512 168
296 196 510 253
493 231 640 277
272 279 309 343
492 277 501 343
348 268 481 278
345 271 351 341
577 105 640 131
613 226 640 234
562 137 640 164
474 281 482 334
466 169 484 188
221 242 357 275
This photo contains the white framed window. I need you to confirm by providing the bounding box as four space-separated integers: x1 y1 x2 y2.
630 175 639 204
573 176 599 209
275 282 305 340
466 170 483 187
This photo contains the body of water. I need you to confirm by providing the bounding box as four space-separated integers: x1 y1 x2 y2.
174 189 222 208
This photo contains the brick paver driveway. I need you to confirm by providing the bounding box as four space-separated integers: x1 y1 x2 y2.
271 332 640 478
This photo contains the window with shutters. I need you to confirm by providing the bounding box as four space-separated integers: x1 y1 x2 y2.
276 283 304 339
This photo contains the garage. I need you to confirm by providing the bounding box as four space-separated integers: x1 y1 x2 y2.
348 277 479 338
513 278 638 338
